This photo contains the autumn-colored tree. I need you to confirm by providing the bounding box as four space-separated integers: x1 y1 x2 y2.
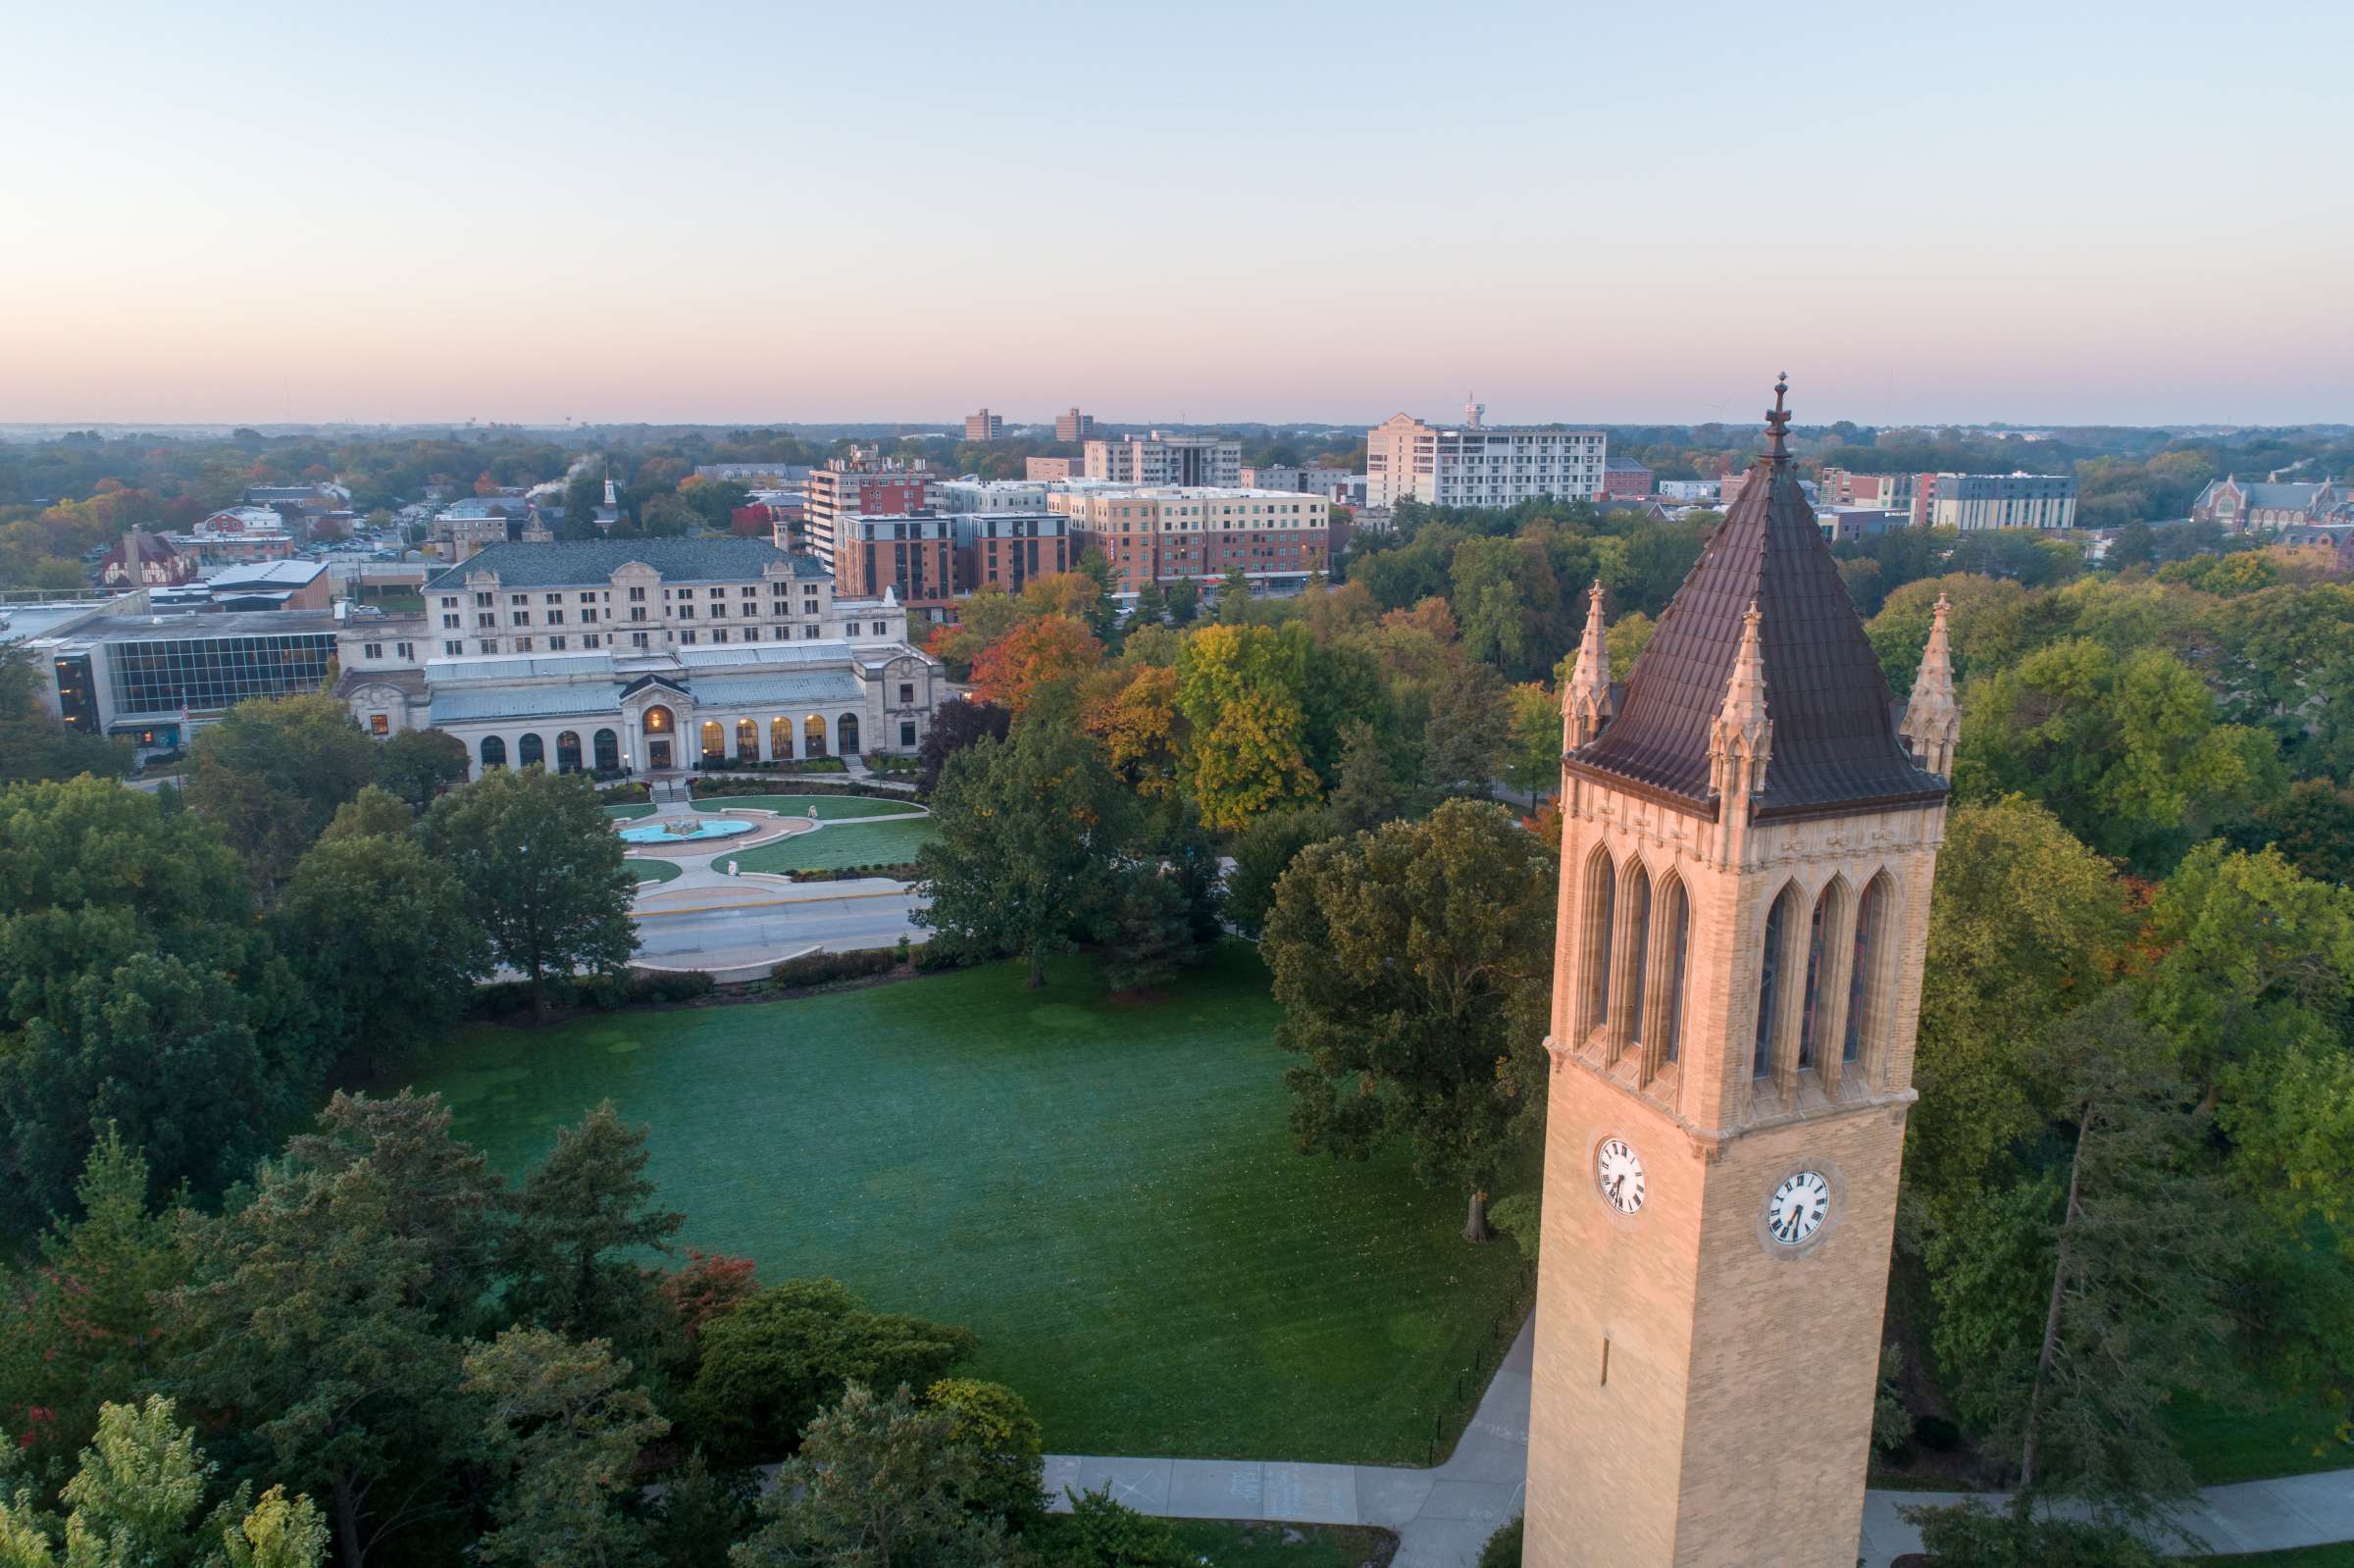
1087 666 1186 799
1174 624 1319 832
968 614 1100 716
660 1250 760 1340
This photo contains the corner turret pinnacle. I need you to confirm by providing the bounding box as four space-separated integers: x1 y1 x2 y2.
1708 600 1772 801
1563 580 1613 749
1900 591 1961 777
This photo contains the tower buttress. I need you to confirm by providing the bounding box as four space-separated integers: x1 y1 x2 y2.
1563 580 1613 750
1900 592 1961 778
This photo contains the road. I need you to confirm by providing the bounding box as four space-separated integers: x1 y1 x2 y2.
632 882 926 970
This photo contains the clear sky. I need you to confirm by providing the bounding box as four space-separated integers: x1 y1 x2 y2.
3 0 2346 429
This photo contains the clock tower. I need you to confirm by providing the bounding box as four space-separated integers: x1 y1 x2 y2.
1522 379 1956 1566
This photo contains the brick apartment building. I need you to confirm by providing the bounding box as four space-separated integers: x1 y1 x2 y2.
1065 486 1329 595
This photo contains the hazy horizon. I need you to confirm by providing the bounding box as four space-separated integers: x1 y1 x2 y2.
7 0 2347 429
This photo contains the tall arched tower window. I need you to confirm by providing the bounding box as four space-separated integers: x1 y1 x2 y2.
1754 884 1796 1078
1613 863 1653 1053
1844 874 1889 1066
1658 877 1690 1066
1797 881 1845 1071
1581 847 1616 1036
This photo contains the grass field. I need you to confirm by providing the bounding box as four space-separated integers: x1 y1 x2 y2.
2201 1549 2354 1566
691 794 923 821
625 857 682 884
1168 1521 1397 1566
2167 1392 2352 1486
380 945 1529 1463
732 817 936 873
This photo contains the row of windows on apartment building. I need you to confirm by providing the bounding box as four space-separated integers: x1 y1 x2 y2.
433 620 892 658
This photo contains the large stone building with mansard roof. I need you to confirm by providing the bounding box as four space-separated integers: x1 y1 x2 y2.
334 537 943 779
1525 379 1955 1567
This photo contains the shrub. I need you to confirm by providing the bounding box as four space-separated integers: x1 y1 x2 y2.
770 948 896 988
594 780 651 804
1904 1500 2163 1566
466 968 714 1018
1914 1414 1962 1452
1028 1488 1189 1568
1477 1517 1522 1568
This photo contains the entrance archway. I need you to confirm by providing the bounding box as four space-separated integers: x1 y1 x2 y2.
592 729 620 773
836 713 860 756
555 731 583 774
517 733 544 770
641 705 677 772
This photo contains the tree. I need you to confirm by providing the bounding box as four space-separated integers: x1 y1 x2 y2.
274 831 486 1074
316 785 414 843
1086 666 1185 802
2251 777 2354 887
1220 807 1339 940
914 700 1009 795
1325 718 1405 833
460 1329 669 1568
1927 991 2246 1526
686 1280 975 1470
968 615 1100 716
1502 683 1559 806
1100 870 1196 996
0 1397 327 1568
187 695 380 844
1128 580 1167 627
423 767 638 1016
923 1380 1045 1532
164 1153 480 1568
913 722 1136 987
1902 1500 2163 1568
1420 659 1510 801
1028 1488 1190 1568
730 1383 1011 1568
0 1130 190 1474
373 730 470 810
1174 626 1319 832
1262 800 1556 1241
500 1102 684 1346
1907 798 2134 1207
1213 567 1252 625
1163 579 1200 626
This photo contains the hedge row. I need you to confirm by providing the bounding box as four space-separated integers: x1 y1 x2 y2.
467 969 716 1018
768 939 974 988
784 862 923 884
690 778 918 804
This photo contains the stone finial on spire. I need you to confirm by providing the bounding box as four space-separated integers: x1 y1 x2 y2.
1563 580 1613 749
1900 591 1961 777
1709 600 1772 800
1764 373 1792 462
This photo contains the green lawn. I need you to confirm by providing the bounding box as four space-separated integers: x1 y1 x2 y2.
2201 1549 2354 1566
625 857 682 884
603 803 656 820
732 817 936 873
376 946 1528 1463
2167 1392 2353 1486
692 794 923 821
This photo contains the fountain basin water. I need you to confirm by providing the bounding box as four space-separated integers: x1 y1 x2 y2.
618 817 757 844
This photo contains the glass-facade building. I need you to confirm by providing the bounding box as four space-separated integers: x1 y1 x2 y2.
45 613 341 738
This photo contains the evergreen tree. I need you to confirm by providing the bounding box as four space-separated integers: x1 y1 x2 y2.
1328 719 1405 832
460 1329 668 1568
500 1102 684 1346
1100 871 1196 995
1163 579 1201 626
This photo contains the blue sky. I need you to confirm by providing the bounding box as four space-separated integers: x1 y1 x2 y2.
3 0 2346 426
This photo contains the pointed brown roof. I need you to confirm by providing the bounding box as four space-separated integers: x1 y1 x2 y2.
1566 379 1946 820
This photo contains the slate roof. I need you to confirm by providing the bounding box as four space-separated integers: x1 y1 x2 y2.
422 538 827 592
684 672 863 708
428 684 627 725
1567 405 1946 821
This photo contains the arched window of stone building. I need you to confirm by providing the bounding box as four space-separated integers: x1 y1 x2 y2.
641 704 674 736
837 713 861 756
555 731 583 774
1797 880 1846 1071
1581 845 1615 1036
480 734 506 770
699 721 723 761
593 730 620 774
1616 862 1652 1050
771 716 793 760
737 718 758 762
1755 883 1797 1078
517 733 544 770
803 713 828 757
1844 873 1890 1066
1656 875 1690 1066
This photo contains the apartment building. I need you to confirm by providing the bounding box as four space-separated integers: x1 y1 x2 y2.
1025 456 1078 481
953 512 1071 595
930 479 1050 514
1067 486 1329 595
1053 407 1094 442
834 514 958 620
1601 462 1654 500
1084 431 1242 487
798 457 932 571
1364 413 1608 508
1920 472 2076 531
963 408 1003 441
1241 465 1367 506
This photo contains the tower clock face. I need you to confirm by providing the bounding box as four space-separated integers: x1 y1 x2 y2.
1595 1138 1646 1214
1767 1170 1832 1246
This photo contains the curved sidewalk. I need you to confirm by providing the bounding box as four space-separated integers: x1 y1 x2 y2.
1045 1317 2354 1567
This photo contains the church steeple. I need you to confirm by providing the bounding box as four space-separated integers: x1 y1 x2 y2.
1563 580 1612 749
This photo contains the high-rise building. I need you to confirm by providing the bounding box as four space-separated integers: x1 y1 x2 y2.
963 408 1004 441
799 457 932 573
1526 381 1954 1567
1918 472 2075 531
1053 407 1094 443
1084 431 1242 488
834 514 957 620
1363 413 1608 508
952 512 1071 596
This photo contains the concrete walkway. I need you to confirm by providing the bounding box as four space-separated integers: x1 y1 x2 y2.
1046 1316 2354 1566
